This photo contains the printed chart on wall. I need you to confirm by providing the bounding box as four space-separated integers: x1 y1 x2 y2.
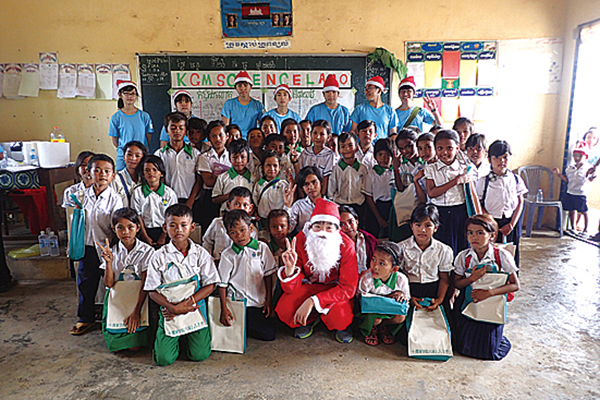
405 41 498 122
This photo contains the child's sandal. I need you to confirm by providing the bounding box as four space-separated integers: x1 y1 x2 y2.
379 326 396 345
364 326 379 346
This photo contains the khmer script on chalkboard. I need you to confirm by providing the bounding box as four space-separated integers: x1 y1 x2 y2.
221 0 293 38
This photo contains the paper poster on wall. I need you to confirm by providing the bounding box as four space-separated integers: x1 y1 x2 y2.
0 64 4 97
3 63 24 99
57 63 77 98
95 64 113 100
76 63 96 98
39 52 59 90
112 64 131 100
18 63 40 97
221 0 292 38
406 62 425 89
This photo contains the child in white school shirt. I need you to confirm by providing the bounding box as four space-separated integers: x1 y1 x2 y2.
363 138 395 238
110 141 147 207
297 120 336 194
62 151 95 209
212 139 255 214
218 210 277 341
253 150 289 221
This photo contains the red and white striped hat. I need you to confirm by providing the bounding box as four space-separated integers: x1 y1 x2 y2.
322 74 340 92
398 76 417 92
574 141 589 158
366 76 385 92
309 198 341 225
116 80 137 92
273 84 292 99
172 89 193 102
234 71 253 85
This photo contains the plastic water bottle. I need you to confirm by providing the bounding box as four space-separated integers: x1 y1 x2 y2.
536 189 544 202
50 126 65 142
48 231 60 256
38 231 50 256
30 148 39 166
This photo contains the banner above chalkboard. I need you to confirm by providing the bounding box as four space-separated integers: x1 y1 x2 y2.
221 0 293 38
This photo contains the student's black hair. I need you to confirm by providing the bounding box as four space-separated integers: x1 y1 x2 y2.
357 119 377 132
165 203 193 220
164 111 187 129
297 166 323 187
405 125 422 135
583 127 597 141
226 124 241 134
264 134 287 147
228 186 253 203
465 133 487 150
267 209 290 225
374 137 393 156
74 151 95 180
429 124 444 134
312 119 332 136
117 85 137 109
417 132 435 145
123 140 149 159
247 127 264 140
434 129 460 146
174 92 192 104
452 117 474 133
410 203 440 226
488 140 512 160
206 120 227 137
465 214 498 239
338 132 358 148
228 139 251 157
261 149 281 167
396 129 418 144
87 154 115 172
260 115 277 130
300 119 312 129
375 241 403 267
223 209 252 231
188 117 208 133
339 205 359 222
281 118 300 133
111 207 141 228
140 155 166 185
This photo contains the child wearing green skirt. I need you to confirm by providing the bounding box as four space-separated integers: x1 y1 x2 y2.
99 207 155 352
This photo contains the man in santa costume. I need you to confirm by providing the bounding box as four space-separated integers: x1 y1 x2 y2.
275 198 358 343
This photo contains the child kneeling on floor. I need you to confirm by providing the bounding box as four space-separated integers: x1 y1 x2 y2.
357 241 410 346
144 204 219 366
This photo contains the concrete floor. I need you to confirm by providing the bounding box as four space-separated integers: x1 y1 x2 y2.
1 233 600 400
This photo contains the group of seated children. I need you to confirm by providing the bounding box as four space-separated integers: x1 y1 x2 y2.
64 73 529 366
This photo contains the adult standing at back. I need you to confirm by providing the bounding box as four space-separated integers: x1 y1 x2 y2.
350 76 398 140
221 71 265 140
108 80 154 171
306 74 352 135
159 90 195 148
395 76 441 132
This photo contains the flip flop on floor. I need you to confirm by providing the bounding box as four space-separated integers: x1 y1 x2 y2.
69 322 96 336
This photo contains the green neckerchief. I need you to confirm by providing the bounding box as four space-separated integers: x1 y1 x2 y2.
339 159 360 172
227 167 252 182
269 237 282 253
257 177 267 186
162 142 194 158
232 238 260 255
373 165 392 176
373 271 398 290
141 182 165 198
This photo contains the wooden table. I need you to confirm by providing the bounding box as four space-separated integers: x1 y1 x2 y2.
37 165 76 233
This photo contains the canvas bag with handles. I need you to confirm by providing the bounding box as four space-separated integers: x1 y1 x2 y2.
407 298 453 361
208 293 247 354
157 262 208 338
461 257 509 325
68 194 85 261
392 172 420 226
106 266 149 334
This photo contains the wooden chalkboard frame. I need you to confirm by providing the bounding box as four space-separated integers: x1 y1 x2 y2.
137 53 391 152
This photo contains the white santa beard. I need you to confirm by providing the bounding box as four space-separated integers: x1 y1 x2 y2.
304 228 343 282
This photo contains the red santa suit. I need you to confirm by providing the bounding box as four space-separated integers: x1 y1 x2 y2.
275 200 358 331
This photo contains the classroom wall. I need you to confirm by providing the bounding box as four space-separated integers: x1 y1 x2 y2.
0 0 572 172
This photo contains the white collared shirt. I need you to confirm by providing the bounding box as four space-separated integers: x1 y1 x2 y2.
328 159 367 205
357 146 376 170
212 167 255 213
454 245 518 277
202 217 259 260
110 168 138 207
476 170 528 219
359 269 411 297
154 143 200 199
82 185 123 250
197 148 231 190
298 146 335 177
144 240 219 291
130 183 178 228
284 196 316 234
468 160 491 181
99 239 154 280
218 240 277 307
398 236 454 283
565 163 592 196
253 177 289 219
423 158 469 206
61 182 86 208
248 151 263 181
356 231 368 274
363 165 394 202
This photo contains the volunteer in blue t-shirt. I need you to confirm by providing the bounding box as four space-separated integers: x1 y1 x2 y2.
221 71 265 140
306 74 351 135
159 89 194 147
395 76 441 132
350 76 398 140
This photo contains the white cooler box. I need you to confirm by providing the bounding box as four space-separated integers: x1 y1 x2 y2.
36 142 70 168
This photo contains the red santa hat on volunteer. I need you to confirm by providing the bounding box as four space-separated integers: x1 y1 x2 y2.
116 80 138 92
398 76 417 92
309 198 341 226
574 141 589 158
366 76 386 93
322 74 340 92
172 89 192 103
273 83 292 99
234 71 253 86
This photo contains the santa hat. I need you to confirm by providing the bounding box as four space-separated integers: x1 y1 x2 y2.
398 76 417 92
273 84 292 99
116 80 137 92
322 74 340 92
309 199 341 225
366 76 385 92
234 71 253 86
172 89 193 103
574 141 589 158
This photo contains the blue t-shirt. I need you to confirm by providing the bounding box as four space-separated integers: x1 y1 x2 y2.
264 108 301 132
396 107 435 131
221 97 264 139
350 102 398 139
108 109 154 171
159 113 196 143
306 102 352 134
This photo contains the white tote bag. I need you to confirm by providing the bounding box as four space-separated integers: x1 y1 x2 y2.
407 299 453 361
392 181 420 227
106 269 149 333
207 296 247 354
157 262 208 338
461 270 509 325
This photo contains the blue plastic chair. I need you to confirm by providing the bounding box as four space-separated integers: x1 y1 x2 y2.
518 165 563 237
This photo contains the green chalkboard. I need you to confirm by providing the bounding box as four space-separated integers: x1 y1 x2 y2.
137 54 391 151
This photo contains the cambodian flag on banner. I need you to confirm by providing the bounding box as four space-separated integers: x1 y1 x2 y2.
222 0 293 38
